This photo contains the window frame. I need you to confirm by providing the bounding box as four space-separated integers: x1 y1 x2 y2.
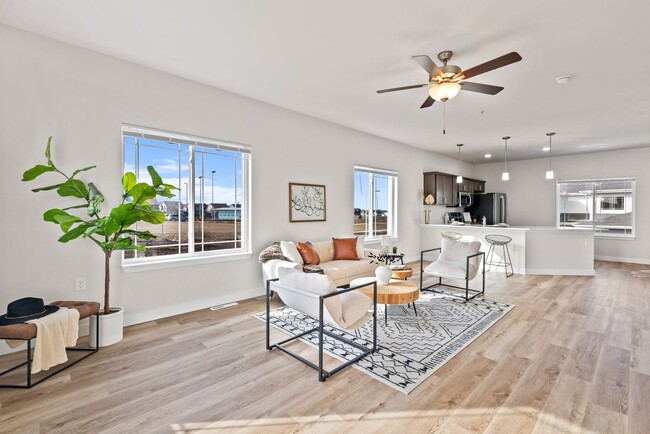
120 124 252 272
555 177 635 240
353 165 398 242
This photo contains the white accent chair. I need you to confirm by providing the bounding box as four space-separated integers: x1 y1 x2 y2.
266 267 377 382
420 238 486 301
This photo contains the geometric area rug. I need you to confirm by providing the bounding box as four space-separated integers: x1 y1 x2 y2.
253 293 514 394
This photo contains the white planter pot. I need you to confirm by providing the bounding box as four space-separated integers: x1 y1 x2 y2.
375 265 392 285
89 307 124 347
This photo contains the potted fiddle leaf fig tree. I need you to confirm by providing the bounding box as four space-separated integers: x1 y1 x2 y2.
22 137 176 346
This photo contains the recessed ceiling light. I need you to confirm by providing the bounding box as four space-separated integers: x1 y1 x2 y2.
484 153 492 158
542 146 550 151
555 75 572 85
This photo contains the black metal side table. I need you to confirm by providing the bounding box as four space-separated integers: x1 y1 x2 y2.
384 253 404 266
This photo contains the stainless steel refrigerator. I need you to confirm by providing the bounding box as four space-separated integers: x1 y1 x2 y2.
468 193 507 225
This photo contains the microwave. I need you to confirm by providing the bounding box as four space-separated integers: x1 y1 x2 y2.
459 192 472 207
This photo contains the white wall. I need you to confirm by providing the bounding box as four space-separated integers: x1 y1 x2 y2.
0 24 469 335
474 147 650 263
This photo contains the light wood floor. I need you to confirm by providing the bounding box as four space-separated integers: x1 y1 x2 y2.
1 261 649 433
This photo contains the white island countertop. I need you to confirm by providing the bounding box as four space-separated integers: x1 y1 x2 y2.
420 224 595 276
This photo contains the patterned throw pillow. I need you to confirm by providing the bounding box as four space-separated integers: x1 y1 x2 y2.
296 241 321 265
332 237 359 260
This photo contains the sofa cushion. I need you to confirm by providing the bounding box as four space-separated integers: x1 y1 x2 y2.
296 241 320 265
312 241 334 263
277 267 342 324
319 260 376 280
280 240 303 265
332 237 359 260
424 259 477 280
439 238 481 278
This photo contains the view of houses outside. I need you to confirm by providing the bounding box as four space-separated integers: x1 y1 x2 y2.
557 179 634 236
124 134 244 258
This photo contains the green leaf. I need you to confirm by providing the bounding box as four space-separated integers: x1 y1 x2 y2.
87 183 102 199
126 183 157 205
102 237 145 252
122 172 136 193
109 204 141 227
31 182 65 193
88 193 104 217
53 213 82 232
133 205 165 224
89 216 120 237
45 136 53 166
147 166 162 187
58 222 93 243
22 164 55 181
43 209 66 224
122 229 157 240
57 179 88 199
71 165 96 179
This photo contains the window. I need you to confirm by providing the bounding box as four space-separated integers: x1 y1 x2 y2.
122 125 251 263
353 165 398 239
557 178 635 238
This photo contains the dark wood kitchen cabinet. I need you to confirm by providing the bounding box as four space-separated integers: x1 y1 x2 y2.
423 172 486 205
423 172 458 206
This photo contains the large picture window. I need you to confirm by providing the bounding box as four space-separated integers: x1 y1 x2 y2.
122 125 251 263
353 165 398 239
557 178 635 238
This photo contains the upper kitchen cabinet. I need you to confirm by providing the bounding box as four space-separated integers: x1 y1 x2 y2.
423 172 486 206
423 172 458 206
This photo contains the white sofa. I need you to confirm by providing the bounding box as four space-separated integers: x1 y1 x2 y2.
262 239 379 286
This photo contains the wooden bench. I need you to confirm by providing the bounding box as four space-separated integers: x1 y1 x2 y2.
0 301 100 389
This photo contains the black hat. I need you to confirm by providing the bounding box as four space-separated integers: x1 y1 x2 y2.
0 297 59 325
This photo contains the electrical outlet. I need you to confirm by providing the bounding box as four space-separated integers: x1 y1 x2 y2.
75 277 87 291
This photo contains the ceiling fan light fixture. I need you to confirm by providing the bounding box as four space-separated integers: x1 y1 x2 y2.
428 82 461 102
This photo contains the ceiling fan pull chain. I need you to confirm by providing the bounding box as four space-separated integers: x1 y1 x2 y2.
443 101 446 135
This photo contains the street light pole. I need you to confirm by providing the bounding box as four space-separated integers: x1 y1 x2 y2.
211 170 216 220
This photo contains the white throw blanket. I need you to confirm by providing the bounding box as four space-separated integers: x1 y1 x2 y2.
27 307 80 373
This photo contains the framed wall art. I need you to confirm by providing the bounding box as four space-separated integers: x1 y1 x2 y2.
289 182 326 222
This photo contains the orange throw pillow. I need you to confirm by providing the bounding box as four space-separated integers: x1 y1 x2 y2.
296 242 321 265
332 237 359 260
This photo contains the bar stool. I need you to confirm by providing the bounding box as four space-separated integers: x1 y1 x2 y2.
441 231 463 240
485 234 514 277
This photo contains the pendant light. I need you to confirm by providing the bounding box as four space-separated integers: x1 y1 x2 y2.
545 132 556 180
501 136 510 181
456 144 464 184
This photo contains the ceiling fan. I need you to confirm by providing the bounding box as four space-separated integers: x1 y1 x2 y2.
377 51 522 108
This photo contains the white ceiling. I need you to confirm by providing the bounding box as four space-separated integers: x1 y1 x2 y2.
2 0 650 163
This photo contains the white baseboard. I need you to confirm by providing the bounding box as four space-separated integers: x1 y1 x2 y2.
123 287 265 327
0 287 265 357
594 255 650 265
524 268 596 276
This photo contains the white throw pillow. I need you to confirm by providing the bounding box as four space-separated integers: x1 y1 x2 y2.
280 240 303 265
439 238 481 276
277 267 342 323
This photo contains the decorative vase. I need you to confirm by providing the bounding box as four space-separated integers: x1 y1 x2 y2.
424 209 431 224
375 265 392 285
89 306 124 347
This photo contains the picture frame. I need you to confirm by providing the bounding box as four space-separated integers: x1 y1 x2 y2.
289 182 327 222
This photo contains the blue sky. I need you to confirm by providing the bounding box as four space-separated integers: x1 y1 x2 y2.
124 136 243 204
354 171 389 210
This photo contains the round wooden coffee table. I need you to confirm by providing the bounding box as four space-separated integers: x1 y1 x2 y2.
391 267 413 280
350 277 419 326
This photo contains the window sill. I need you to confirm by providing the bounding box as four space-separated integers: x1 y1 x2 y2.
364 236 398 245
595 235 636 241
122 251 253 273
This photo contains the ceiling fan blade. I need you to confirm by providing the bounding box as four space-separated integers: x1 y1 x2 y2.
376 83 429 94
420 96 435 108
460 81 504 95
454 52 522 80
412 55 443 79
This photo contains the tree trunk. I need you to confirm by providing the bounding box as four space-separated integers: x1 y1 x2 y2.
104 251 112 315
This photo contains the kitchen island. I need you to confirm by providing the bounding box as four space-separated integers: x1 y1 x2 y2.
420 224 595 276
